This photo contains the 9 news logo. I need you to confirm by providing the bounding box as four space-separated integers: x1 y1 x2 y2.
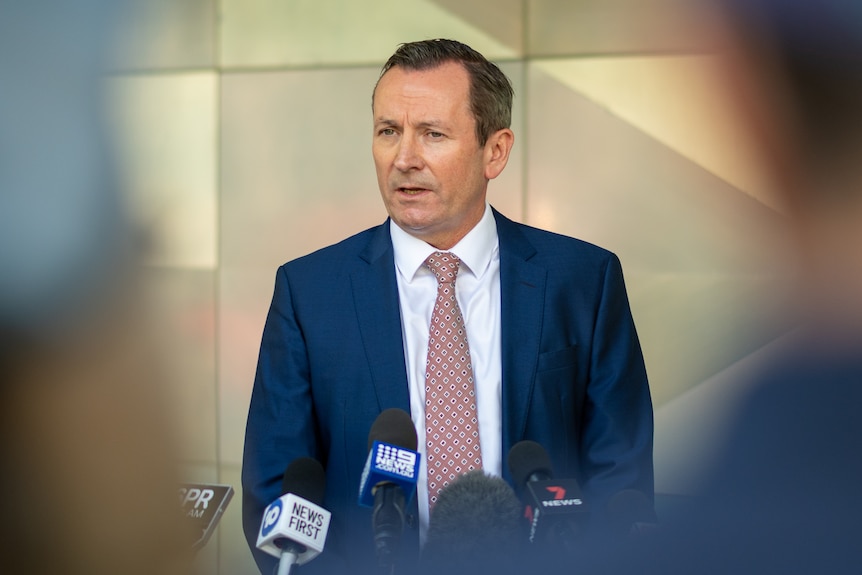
261 499 283 537
375 444 417 478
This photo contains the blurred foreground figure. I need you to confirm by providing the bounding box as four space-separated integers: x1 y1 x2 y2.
705 2 862 570
596 2 862 574
0 2 194 574
421 471 523 574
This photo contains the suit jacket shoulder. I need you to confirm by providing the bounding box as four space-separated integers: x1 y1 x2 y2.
281 220 391 275
494 208 615 263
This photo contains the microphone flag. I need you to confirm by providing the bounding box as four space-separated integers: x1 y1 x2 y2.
256 493 331 565
523 478 589 543
358 440 420 508
179 483 234 551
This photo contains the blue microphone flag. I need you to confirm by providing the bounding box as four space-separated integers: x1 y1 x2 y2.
358 440 420 508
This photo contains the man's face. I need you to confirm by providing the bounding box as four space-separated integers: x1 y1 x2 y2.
372 62 491 250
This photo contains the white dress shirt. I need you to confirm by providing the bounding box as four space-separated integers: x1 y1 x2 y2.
390 204 503 543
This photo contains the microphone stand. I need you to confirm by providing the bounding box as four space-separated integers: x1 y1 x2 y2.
275 541 305 575
373 485 405 575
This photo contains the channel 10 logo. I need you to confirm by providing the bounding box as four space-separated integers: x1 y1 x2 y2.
260 499 283 538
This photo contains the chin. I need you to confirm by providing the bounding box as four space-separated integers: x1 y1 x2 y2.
395 218 431 234
393 210 436 230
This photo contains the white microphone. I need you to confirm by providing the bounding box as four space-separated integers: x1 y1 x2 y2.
256 458 331 575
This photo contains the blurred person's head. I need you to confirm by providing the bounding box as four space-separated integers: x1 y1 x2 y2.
0 0 140 354
720 0 862 341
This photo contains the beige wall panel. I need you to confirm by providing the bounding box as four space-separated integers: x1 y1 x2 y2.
141 268 218 463
220 0 517 67
626 271 792 406
526 63 790 405
109 0 217 70
218 268 278 466
107 72 218 269
525 63 785 274
429 0 524 54
528 0 725 56
536 56 780 210
220 67 386 269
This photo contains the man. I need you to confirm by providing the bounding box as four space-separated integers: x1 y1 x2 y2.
242 39 653 574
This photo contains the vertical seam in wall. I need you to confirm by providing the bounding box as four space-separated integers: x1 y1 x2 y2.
213 1 224 573
520 0 530 223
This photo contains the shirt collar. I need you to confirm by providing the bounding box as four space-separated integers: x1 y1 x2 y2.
390 204 499 283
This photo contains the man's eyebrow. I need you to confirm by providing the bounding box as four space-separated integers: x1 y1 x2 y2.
374 117 449 130
415 120 448 130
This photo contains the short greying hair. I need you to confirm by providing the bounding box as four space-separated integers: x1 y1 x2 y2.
374 39 514 146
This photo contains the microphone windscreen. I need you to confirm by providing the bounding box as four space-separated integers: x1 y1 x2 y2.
280 457 326 506
507 440 553 489
423 471 523 568
368 408 418 451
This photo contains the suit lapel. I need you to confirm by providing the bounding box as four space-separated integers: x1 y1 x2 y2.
351 220 411 413
494 209 547 475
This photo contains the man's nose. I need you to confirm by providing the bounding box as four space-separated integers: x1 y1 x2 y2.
393 135 423 171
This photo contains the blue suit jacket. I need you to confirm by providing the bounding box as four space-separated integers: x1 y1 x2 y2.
242 209 653 573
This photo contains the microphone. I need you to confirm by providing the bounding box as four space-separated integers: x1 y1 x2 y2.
606 489 659 538
358 408 421 569
256 458 331 575
422 470 523 571
507 440 589 552
178 483 234 551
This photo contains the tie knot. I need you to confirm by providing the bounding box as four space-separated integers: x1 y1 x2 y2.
425 251 461 285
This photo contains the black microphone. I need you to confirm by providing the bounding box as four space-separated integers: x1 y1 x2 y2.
358 408 420 571
422 470 523 572
256 457 331 575
507 441 589 553
508 440 554 485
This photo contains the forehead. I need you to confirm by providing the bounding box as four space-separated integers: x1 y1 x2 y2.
373 61 472 119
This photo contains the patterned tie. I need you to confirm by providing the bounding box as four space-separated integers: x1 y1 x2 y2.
424 251 482 506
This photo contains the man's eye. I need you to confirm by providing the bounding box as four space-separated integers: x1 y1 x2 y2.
428 132 444 138
379 128 396 136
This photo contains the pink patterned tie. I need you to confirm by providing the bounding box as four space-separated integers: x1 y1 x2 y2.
424 251 482 506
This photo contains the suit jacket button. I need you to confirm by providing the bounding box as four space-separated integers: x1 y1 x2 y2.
406 514 417 529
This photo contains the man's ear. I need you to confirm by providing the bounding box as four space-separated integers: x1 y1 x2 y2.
484 128 515 180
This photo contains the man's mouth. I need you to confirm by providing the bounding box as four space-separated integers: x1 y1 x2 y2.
397 187 429 195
